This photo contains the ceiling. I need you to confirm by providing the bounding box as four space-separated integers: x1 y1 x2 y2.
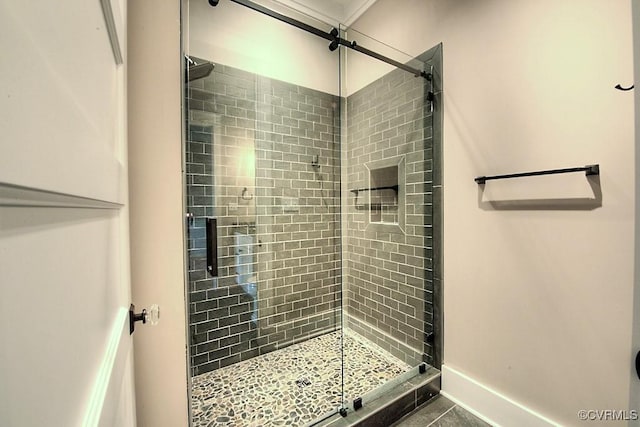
270 0 379 27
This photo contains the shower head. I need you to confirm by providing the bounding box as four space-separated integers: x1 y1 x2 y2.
186 58 215 82
209 0 220 6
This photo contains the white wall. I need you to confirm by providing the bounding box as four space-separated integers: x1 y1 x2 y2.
128 1 189 426
187 0 340 95
352 1 635 425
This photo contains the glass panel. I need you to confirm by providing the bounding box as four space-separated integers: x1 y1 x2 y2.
183 0 442 424
341 27 438 408
184 1 344 425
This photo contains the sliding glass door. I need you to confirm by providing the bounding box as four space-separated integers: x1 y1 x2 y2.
183 1 442 425
185 1 344 424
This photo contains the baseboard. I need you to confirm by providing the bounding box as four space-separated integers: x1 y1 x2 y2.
441 364 560 427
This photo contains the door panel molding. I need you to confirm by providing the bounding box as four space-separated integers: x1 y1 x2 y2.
0 181 123 209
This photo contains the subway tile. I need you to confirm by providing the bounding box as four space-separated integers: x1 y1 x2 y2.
187 59 438 375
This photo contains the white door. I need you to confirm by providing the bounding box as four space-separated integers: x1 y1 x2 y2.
0 1 135 426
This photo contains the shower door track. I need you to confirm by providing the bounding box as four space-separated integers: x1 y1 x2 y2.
208 0 432 80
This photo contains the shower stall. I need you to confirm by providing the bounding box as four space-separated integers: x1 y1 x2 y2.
183 1 442 425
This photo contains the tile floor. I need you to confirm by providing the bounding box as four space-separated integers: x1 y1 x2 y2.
393 395 492 427
191 330 412 427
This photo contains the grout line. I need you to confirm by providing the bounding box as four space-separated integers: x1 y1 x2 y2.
427 404 456 427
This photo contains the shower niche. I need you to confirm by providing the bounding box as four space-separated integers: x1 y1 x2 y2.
363 156 406 232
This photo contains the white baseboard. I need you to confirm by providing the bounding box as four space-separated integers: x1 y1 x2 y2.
441 364 560 427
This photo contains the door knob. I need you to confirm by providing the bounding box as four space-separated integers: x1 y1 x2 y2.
129 303 160 334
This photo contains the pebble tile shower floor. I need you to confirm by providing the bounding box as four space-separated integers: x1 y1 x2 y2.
191 330 412 426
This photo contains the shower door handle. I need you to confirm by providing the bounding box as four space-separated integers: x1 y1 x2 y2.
206 217 219 277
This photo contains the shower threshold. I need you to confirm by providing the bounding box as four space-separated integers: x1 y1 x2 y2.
318 367 440 427
191 329 419 426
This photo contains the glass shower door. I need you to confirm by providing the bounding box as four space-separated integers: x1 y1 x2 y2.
339 28 442 412
252 71 344 419
184 1 345 424
184 1 443 424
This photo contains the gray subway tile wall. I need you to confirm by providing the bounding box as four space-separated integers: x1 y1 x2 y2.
186 63 342 376
185 48 440 376
344 61 435 367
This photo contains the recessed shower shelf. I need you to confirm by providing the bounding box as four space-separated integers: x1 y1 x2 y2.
351 185 399 211
349 185 399 197
355 204 399 211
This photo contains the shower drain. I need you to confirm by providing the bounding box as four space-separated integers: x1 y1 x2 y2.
295 377 312 388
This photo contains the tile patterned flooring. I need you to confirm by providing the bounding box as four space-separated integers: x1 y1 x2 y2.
393 395 492 427
191 330 411 427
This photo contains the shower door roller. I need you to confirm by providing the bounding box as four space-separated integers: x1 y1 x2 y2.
129 303 160 334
